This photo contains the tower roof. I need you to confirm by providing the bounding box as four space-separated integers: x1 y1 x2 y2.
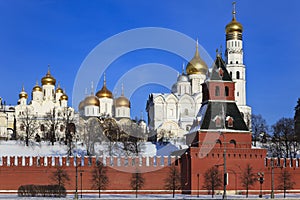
41 66 56 86
210 52 232 81
96 74 113 99
225 2 243 34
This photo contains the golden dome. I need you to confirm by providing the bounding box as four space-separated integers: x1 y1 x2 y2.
41 68 56 86
225 17 243 34
225 2 243 34
96 75 113 99
19 86 28 99
60 93 68 101
115 96 130 108
32 81 42 92
186 43 208 75
56 83 63 93
84 95 100 107
78 100 85 110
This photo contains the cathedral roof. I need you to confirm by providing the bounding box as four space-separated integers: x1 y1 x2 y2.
186 42 208 75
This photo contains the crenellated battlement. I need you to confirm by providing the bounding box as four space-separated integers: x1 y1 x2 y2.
0 155 179 168
264 157 300 168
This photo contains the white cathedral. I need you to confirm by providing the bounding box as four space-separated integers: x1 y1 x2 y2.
14 68 74 141
146 5 251 141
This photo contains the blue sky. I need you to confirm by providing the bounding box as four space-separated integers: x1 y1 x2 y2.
0 0 299 126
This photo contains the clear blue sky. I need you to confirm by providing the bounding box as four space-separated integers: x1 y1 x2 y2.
0 0 299 126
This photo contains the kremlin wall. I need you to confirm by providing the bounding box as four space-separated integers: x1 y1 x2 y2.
1 3 300 197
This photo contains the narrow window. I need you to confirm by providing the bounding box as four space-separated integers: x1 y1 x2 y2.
236 71 240 79
225 86 229 96
215 86 220 96
230 71 232 78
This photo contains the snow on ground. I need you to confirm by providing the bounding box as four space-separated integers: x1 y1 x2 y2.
0 140 183 157
1 193 300 199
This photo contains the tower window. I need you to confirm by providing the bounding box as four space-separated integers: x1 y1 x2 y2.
230 61 233 64
237 92 239 96
225 86 229 96
236 71 240 79
230 72 232 78
236 61 239 64
215 86 220 96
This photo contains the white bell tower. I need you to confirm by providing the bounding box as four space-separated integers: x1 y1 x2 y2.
225 2 251 128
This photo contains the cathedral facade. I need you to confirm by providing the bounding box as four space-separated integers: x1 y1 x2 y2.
146 6 251 141
14 69 74 141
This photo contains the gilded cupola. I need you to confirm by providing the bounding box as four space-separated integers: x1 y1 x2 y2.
115 84 130 108
225 2 243 34
32 81 42 92
41 67 56 86
96 74 113 99
19 86 28 99
186 41 208 75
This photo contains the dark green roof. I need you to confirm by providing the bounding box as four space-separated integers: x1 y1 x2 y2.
200 101 249 131
210 55 232 81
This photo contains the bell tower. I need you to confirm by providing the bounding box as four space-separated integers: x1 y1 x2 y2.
225 2 251 127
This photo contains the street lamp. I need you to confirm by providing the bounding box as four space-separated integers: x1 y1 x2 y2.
197 173 199 197
257 172 264 198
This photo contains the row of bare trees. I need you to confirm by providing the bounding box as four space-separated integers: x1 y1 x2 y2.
202 164 295 198
17 107 75 147
50 162 181 198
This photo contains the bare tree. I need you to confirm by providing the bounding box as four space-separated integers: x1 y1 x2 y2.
61 107 75 155
271 118 295 158
82 117 104 156
51 166 70 187
130 170 145 198
45 108 60 145
18 107 38 146
251 114 268 146
120 121 146 156
240 164 257 198
164 164 181 198
202 166 222 198
91 161 109 198
277 169 295 198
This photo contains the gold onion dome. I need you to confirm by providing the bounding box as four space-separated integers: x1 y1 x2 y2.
115 85 130 108
84 95 100 107
96 75 113 99
186 42 208 75
78 100 85 110
32 81 42 92
60 93 68 101
19 86 28 99
225 2 243 34
41 67 56 86
116 96 130 108
56 83 63 93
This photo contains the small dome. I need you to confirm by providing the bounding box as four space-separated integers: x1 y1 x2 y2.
60 93 68 101
186 44 208 75
84 95 100 107
225 17 243 34
56 83 63 93
78 100 85 110
96 85 113 99
115 96 130 108
32 82 42 92
177 73 189 82
41 68 56 86
19 86 28 99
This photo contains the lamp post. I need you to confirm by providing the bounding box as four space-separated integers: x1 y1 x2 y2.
271 158 274 199
74 134 78 199
80 170 83 198
257 172 264 198
219 131 227 200
197 173 199 198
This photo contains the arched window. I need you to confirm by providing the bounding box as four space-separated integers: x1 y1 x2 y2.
236 61 239 64
236 71 240 79
225 86 229 96
215 86 220 96
230 71 232 78
40 124 45 132
230 140 236 148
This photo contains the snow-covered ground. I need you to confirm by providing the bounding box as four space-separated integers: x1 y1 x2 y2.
0 140 187 157
1 193 300 199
